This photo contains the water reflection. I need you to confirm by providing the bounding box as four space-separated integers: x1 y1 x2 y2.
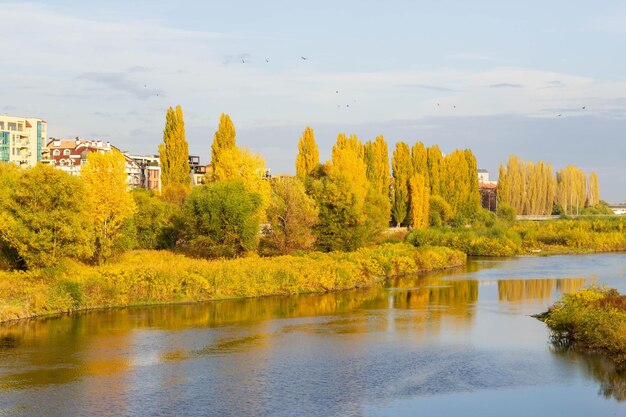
552 348 626 401
0 255 625 417
498 278 589 303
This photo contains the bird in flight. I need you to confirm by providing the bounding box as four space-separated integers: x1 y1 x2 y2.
582 106 586 110
336 90 339 94
266 57 269 63
242 58 246 63
437 103 440 106
453 105 456 109
301 56 307 60
557 114 562 117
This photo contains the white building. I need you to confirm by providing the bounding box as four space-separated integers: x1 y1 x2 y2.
0 115 48 167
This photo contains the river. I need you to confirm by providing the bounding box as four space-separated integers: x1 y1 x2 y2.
1 254 626 416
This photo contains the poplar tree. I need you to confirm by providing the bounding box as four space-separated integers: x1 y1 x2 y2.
158 105 190 189
295 127 319 180
392 142 412 226
427 145 443 196
210 113 237 181
364 135 390 195
364 135 391 225
209 113 270 220
556 165 586 215
462 149 480 216
411 142 429 188
441 150 470 215
588 172 600 206
409 174 430 229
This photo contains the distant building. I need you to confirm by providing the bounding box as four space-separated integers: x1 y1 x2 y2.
0 115 48 167
189 155 209 187
608 205 626 215
126 154 161 192
47 137 112 175
479 183 498 211
478 169 498 211
47 137 161 191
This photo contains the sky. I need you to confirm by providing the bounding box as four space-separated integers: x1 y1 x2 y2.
1 0 625 202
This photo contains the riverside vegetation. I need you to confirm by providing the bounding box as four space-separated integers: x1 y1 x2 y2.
0 107 619 322
540 287 626 365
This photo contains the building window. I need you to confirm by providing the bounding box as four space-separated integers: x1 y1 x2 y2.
63 149 71 156
17 123 23 132
0 122 4 130
7 123 16 131
53 149 60 156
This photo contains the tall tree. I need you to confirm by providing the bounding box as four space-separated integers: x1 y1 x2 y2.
556 165 587 215
392 142 412 226
158 105 190 190
364 135 391 225
209 114 270 219
441 150 470 216
364 135 390 195
82 150 137 264
409 174 430 229
588 172 600 206
427 145 443 196
312 133 387 251
211 113 237 181
295 127 320 180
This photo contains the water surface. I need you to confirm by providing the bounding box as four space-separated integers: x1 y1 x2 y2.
1 254 626 416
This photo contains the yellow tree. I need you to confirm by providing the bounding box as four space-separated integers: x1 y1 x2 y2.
364 135 390 195
442 150 470 215
364 135 391 224
411 142 429 188
392 142 412 226
427 145 443 196
211 113 237 181
556 165 586 214
497 163 511 208
295 126 319 180
158 105 190 190
588 172 600 206
462 149 480 216
409 174 430 229
81 150 136 264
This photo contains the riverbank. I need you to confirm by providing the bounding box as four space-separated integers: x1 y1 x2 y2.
0 243 465 323
407 217 626 257
539 287 626 364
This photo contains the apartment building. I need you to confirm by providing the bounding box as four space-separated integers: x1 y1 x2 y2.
0 115 48 167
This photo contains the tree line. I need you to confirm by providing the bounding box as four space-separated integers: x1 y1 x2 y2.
0 104 605 270
497 156 603 216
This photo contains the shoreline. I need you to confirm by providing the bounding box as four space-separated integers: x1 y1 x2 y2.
0 244 466 325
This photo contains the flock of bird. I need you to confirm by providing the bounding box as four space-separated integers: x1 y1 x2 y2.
143 55 589 117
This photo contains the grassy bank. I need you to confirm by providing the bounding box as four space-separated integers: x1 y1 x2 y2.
0 243 465 323
406 217 626 256
539 287 626 364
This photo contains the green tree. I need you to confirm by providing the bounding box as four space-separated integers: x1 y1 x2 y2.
181 181 262 258
128 189 177 249
0 164 93 269
81 150 137 264
429 195 453 227
158 105 190 191
392 142 412 226
295 127 320 180
264 177 319 255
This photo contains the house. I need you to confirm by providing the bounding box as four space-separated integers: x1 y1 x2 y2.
47 137 161 191
0 115 48 167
